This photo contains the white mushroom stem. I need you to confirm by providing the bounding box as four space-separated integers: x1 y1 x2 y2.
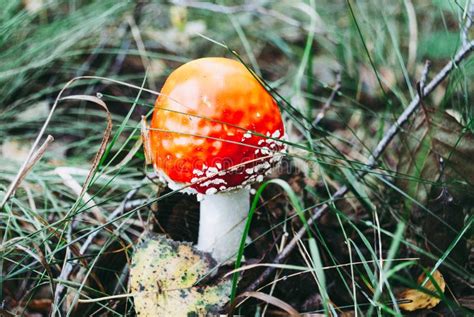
196 188 250 263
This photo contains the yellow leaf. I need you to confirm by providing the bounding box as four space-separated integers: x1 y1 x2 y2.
398 270 445 311
129 235 230 317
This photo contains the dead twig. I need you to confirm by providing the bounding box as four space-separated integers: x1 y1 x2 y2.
367 39 474 167
418 60 431 93
313 71 342 126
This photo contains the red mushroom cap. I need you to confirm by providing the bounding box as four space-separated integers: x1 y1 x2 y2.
149 57 285 195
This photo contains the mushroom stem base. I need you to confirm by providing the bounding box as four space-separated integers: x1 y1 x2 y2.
196 188 250 263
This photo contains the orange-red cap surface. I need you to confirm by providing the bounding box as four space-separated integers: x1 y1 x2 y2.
150 57 285 195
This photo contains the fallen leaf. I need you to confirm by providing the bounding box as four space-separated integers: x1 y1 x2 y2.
129 235 230 316
398 269 445 311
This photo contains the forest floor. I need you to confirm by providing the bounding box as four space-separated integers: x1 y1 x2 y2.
1 1 473 316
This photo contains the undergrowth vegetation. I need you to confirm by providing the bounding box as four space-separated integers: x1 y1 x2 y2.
1 0 473 316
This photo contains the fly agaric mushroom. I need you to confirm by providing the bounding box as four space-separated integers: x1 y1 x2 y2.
144 57 285 263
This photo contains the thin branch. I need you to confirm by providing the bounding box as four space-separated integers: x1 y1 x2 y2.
418 60 431 92
245 39 474 293
367 39 474 167
313 72 342 126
